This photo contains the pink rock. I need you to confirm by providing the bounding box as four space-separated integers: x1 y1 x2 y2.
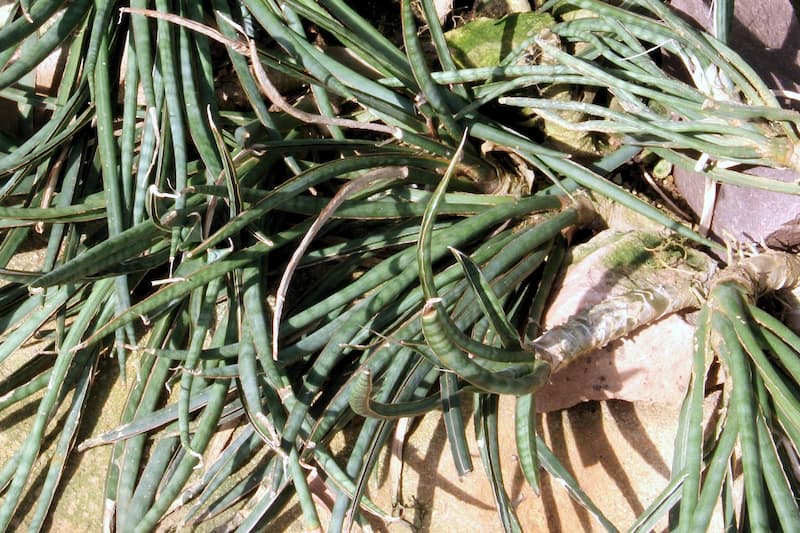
534 231 697 412
534 313 694 412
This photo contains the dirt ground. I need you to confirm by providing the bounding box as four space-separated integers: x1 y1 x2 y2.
267 397 705 533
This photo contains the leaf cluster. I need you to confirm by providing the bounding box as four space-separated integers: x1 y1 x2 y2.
0 0 798 531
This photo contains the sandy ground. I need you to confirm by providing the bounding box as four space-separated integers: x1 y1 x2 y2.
0 247 705 532
270 397 698 533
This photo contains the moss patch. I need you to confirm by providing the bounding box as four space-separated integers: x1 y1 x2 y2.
444 12 554 68
601 232 707 277
601 232 663 272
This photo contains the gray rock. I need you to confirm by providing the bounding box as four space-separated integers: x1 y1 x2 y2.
669 0 800 92
668 0 800 247
673 165 800 248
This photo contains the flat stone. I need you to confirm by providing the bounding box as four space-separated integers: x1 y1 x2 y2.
533 231 698 412
534 313 695 412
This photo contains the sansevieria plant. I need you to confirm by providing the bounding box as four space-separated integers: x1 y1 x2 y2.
0 0 798 531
